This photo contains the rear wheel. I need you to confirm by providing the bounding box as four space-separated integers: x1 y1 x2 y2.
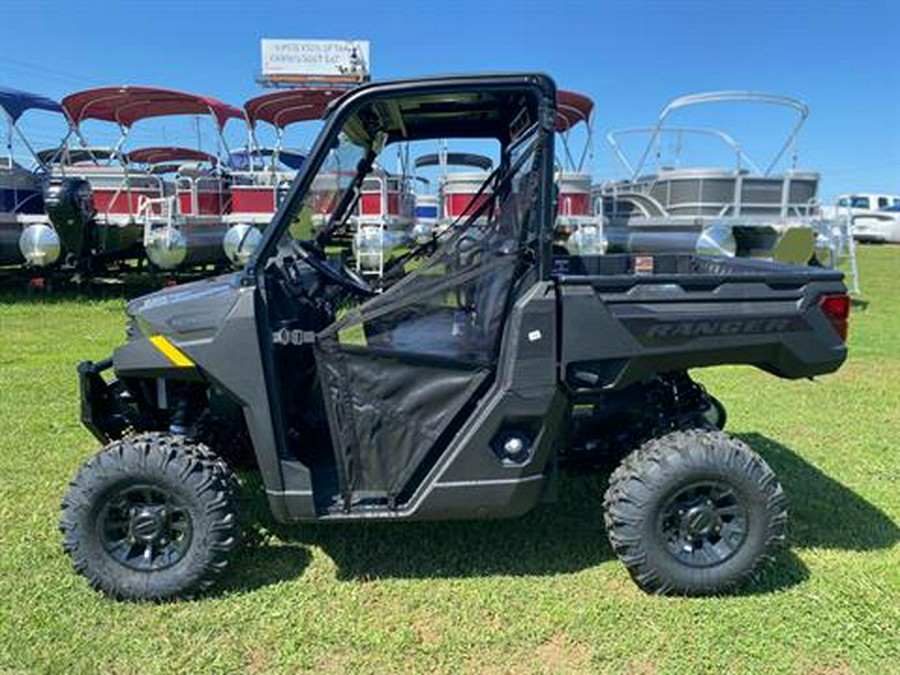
60 433 238 601
603 429 786 595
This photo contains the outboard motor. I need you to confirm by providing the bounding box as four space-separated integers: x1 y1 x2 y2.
44 176 94 263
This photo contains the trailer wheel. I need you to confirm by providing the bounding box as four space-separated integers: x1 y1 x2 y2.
60 433 238 601
603 429 786 595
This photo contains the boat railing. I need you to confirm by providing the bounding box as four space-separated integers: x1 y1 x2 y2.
359 172 415 225
603 172 819 221
626 91 809 180
56 164 167 224
12 188 43 214
175 173 232 216
229 169 295 215
607 126 762 178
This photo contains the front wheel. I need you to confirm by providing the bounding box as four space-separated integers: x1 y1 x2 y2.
60 433 239 601
603 429 787 595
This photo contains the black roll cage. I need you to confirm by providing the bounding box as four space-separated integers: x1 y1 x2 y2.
246 74 558 480
246 73 559 283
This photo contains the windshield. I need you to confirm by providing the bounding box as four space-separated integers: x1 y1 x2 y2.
274 132 369 245
258 83 550 285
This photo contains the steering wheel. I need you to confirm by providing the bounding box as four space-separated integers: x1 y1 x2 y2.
288 240 374 297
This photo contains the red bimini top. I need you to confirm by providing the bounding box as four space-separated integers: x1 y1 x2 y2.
125 146 218 165
63 86 243 130
244 87 346 129
555 90 594 133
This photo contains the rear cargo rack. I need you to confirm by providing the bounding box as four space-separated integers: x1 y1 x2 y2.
551 253 844 290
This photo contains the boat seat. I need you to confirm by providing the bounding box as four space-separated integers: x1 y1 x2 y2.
614 191 667 217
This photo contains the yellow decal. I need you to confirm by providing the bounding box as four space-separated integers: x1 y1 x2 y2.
149 335 195 368
337 323 368 347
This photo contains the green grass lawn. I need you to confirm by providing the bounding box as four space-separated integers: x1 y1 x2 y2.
0 248 897 674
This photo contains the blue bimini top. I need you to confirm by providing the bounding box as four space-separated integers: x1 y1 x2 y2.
0 87 63 122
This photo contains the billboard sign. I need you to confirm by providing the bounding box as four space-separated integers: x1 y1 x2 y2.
261 39 370 81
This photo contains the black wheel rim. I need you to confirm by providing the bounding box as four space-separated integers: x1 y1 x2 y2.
98 483 193 571
658 481 748 567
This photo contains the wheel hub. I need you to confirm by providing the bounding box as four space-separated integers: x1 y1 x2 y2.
659 481 748 567
682 503 720 538
98 484 193 571
128 506 168 543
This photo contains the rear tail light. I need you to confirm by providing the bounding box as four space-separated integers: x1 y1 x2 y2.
819 293 850 342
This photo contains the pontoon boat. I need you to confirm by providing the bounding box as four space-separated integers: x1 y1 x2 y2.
554 90 603 256
231 87 345 265
414 150 493 223
0 87 65 269
46 86 243 272
601 91 824 263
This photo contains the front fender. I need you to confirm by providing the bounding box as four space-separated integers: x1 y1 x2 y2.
113 337 205 381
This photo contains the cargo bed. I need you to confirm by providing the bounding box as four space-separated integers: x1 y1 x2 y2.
553 254 848 390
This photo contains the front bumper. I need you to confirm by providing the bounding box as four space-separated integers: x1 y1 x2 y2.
77 359 132 443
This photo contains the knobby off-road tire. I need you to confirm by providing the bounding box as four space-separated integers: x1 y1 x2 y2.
60 432 239 601
603 429 787 595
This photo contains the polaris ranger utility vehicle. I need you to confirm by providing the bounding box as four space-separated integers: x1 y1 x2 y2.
61 74 850 601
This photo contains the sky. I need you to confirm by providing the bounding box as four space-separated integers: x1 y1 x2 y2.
1 0 898 201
